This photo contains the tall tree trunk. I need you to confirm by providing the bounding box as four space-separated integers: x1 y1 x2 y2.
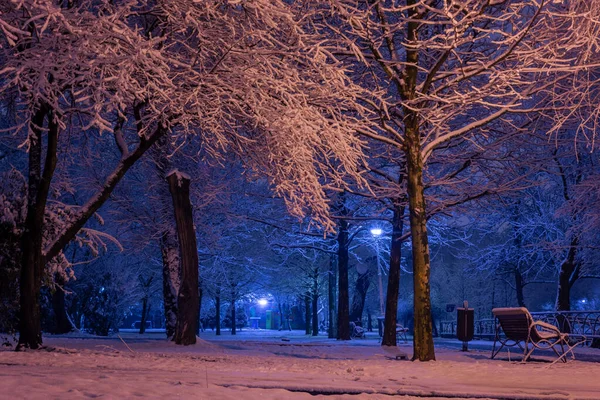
382 203 405 347
231 290 236 335
328 255 337 339
278 302 284 329
18 105 165 349
18 106 58 350
197 283 203 334
349 269 371 323
304 292 311 335
139 297 149 334
556 238 579 312
51 273 73 334
337 218 351 340
138 275 154 334
405 122 435 360
215 290 221 336
167 171 199 345
514 268 526 308
160 229 180 339
402 0 434 361
154 135 181 339
312 272 319 336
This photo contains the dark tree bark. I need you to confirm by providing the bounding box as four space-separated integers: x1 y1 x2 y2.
167 171 199 345
154 137 181 339
278 302 284 329
554 158 580 329
231 289 237 335
312 270 319 336
399 0 434 361
18 106 57 350
197 283 203 334
138 274 154 334
304 292 311 335
406 118 435 360
139 299 149 334
349 269 371 324
556 238 579 312
160 229 180 339
51 273 73 334
337 218 351 340
514 268 526 308
382 203 405 347
215 290 221 336
328 255 337 339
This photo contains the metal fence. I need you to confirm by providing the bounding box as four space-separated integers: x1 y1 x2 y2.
440 310 600 344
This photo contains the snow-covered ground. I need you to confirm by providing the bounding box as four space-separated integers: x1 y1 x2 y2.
1 330 600 399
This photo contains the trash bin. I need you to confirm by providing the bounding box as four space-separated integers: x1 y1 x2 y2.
456 301 474 351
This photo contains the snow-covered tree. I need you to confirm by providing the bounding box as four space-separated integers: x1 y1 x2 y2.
0 0 379 349
311 0 600 360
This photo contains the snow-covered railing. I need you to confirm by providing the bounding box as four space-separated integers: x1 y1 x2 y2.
530 311 600 343
440 310 600 344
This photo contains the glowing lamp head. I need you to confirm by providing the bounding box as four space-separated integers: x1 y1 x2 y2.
370 228 383 236
258 299 268 307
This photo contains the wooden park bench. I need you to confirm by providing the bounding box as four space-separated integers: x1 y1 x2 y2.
491 307 577 363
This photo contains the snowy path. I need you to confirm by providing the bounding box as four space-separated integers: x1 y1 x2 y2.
1 333 600 399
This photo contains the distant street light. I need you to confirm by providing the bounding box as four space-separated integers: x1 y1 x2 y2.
370 228 383 236
258 299 268 307
371 228 385 316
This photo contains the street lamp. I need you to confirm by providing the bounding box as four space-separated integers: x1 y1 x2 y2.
370 228 385 317
258 298 268 307
370 228 383 236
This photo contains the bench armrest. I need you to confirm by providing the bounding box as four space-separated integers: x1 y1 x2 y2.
534 320 561 334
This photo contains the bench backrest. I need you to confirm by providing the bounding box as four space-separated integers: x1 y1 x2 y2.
492 307 533 342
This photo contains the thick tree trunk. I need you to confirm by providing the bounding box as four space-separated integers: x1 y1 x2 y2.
349 270 371 324
312 272 319 336
51 274 73 334
405 122 435 361
304 292 311 335
215 291 221 336
337 219 351 340
556 238 579 312
328 255 337 339
406 128 435 360
514 269 526 308
18 106 58 350
19 245 43 350
154 135 181 339
138 275 154 334
160 229 180 339
402 1 435 360
139 298 149 334
167 171 199 345
382 203 405 347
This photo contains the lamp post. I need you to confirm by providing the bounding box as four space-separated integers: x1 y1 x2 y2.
370 228 385 317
